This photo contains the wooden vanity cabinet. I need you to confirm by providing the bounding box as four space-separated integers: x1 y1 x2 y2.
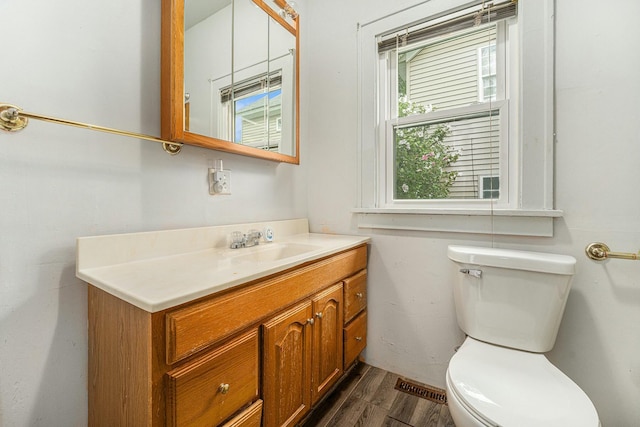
262 283 344 427
88 244 367 427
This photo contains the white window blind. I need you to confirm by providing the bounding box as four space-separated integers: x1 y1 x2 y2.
377 0 517 53
387 5 513 202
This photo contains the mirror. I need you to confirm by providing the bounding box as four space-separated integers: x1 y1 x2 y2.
161 0 299 163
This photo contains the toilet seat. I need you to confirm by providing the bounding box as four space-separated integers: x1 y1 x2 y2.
447 337 600 427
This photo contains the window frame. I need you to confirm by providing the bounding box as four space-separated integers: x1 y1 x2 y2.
232 87 283 149
383 100 510 208
219 71 283 146
380 22 510 208
355 0 561 237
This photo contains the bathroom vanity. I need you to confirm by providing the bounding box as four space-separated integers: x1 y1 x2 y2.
77 219 369 427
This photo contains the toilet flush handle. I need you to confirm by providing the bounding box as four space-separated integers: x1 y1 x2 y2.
460 268 482 278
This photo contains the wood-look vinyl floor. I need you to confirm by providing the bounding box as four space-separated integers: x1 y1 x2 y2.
302 363 456 427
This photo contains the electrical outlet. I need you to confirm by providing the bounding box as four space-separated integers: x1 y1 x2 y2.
209 168 231 195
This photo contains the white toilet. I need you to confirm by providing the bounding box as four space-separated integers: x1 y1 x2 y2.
446 246 600 427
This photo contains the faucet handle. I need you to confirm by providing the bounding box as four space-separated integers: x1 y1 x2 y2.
247 229 262 239
230 231 245 249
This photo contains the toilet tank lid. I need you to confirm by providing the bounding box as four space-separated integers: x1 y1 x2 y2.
448 246 576 275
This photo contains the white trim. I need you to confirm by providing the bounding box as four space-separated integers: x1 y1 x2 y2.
353 207 562 216
393 101 504 127
518 0 555 209
357 0 557 235
354 210 558 237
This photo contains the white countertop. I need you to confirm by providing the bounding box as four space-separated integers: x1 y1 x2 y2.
76 219 369 312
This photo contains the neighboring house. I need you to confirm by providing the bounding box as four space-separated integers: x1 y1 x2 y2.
219 72 284 151
400 25 500 199
234 89 283 150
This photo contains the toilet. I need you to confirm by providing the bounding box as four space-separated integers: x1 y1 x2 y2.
446 246 600 427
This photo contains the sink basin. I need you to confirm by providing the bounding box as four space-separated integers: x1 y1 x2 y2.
228 243 321 263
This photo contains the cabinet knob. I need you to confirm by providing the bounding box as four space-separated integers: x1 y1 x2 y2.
355 336 363 342
218 383 230 394
315 312 323 319
307 317 315 325
356 292 364 298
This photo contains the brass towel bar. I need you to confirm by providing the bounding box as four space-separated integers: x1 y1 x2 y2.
0 103 182 155
585 242 640 261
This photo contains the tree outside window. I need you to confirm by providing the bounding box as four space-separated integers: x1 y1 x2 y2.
394 100 459 199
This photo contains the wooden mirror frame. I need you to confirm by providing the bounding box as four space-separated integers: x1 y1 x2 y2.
161 0 300 164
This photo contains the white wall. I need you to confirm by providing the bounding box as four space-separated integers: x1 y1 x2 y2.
304 1 640 426
0 0 307 425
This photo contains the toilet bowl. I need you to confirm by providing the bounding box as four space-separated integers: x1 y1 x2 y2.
446 246 600 427
446 337 600 427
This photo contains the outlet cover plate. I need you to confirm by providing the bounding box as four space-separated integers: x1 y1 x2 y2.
209 168 231 195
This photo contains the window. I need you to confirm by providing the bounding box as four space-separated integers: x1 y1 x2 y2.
479 44 497 102
356 0 559 236
220 72 283 150
479 176 500 199
380 4 513 206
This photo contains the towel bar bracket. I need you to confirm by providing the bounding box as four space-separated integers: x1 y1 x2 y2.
585 242 640 261
0 103 183 155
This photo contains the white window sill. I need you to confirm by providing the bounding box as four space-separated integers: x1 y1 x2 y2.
353 208 563 237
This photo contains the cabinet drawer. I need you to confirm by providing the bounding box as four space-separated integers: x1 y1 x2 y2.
166 329 259 427
343 269 367 323
344 310 367 369
166 245 368 364
221 400 263 427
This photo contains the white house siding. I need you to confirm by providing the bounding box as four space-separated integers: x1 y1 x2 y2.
442 112 500 198
406 26 499 198
407 26 496 110
240 102 282 149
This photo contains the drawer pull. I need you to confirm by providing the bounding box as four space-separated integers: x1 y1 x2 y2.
218 383 230 394
355 336 363 341
316 312 323 319
307 318 315 325
356 292 364 298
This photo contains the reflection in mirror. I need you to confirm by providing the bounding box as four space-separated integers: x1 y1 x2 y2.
166 0 298 162
184 0 232 137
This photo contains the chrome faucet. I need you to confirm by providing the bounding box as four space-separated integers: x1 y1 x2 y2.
230 229 263 249
245 229 262 247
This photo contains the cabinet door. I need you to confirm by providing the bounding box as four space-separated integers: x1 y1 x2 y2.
262 301 313 427
311 283 344 404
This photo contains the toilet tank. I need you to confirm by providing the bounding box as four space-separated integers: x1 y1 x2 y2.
448 246 576 353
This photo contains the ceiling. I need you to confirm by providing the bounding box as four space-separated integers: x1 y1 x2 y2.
185 0 232 29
